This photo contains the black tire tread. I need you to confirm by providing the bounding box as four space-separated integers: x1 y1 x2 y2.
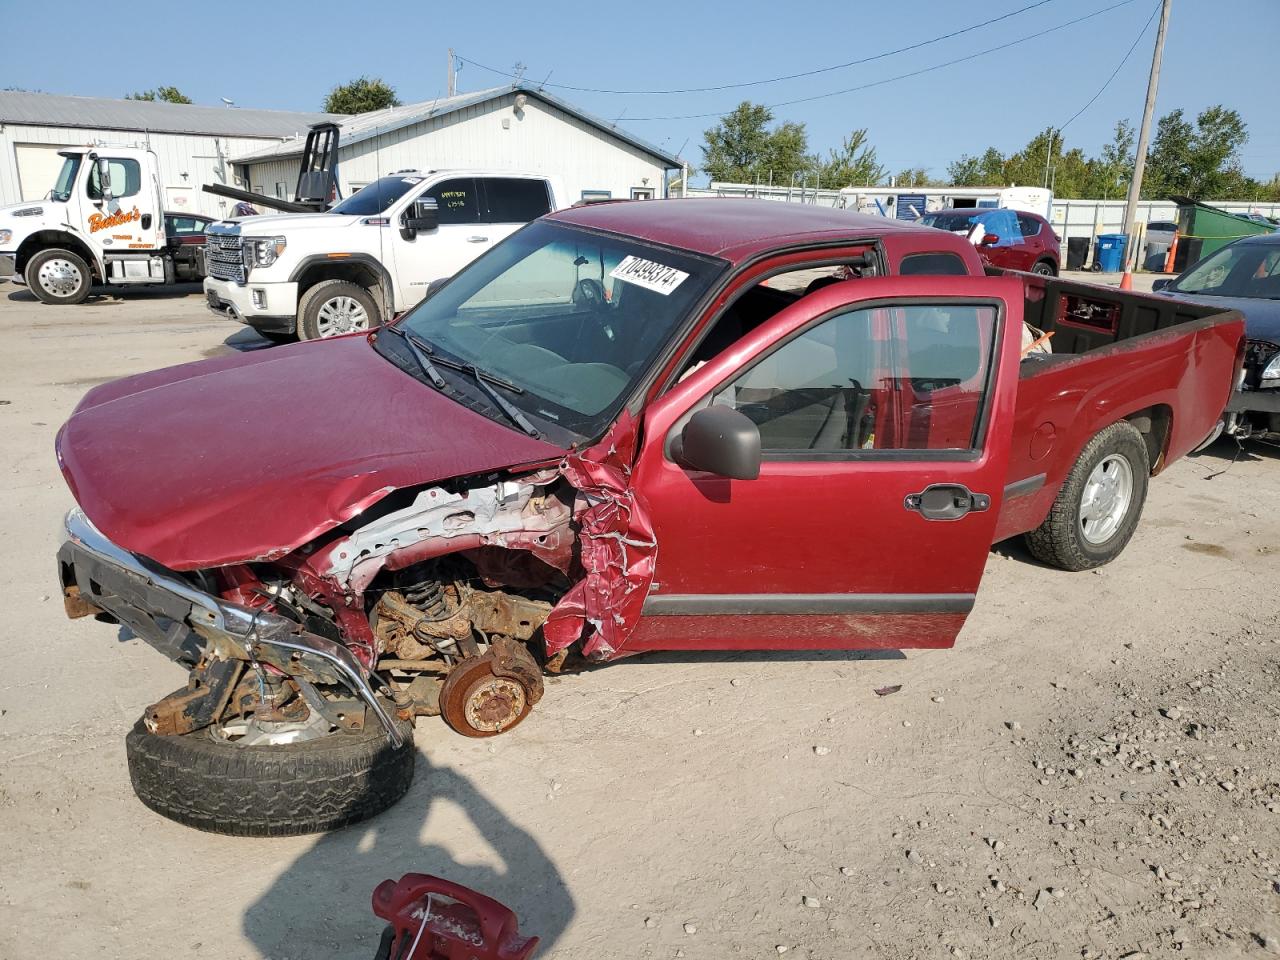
1024 420 1149 572
125 713 414 837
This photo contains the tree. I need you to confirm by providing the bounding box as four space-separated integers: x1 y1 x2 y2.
701 102 810 185
1084 120 1135 199
1144 105 1249 199
126 86 192 104
815 129 886 188
324 76 400 115
948 147 1007 186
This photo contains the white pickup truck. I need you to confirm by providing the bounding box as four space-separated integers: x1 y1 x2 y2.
203 170 565 340
0 146 209 302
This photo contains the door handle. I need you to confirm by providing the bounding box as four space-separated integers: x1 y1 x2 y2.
466 236 489 243
904 483 991 521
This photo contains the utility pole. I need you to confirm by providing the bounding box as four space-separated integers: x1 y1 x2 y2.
1121 0 1172 282
447 49 457 97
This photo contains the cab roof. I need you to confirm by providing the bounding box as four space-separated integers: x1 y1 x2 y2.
547 198 941 264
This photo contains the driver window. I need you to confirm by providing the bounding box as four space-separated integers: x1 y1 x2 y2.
425 178 479 225
710 303 996 455
86 158 141 200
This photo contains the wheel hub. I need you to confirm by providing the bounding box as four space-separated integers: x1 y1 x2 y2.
316 295 369 337
463 677 528 733
38 258 83 297
1079 453 1134 545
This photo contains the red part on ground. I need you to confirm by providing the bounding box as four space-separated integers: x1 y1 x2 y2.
371 874 538 960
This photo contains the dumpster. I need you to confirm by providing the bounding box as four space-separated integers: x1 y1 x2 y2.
1171 195 1276 261
1094 233 1128 272
1066 236 1090 271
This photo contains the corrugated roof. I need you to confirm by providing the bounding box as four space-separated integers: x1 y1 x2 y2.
234 85 682 167
0 90 336 139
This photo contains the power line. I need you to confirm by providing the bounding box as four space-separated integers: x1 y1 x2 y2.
458 0 1058 96
622 0 1138 122
1056 1 1160 135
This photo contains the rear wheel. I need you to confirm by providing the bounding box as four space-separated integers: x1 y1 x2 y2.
1031 259 1057 276
25 248 92 304
297 280 381 340
1025 420 1150 571
125 696 414 836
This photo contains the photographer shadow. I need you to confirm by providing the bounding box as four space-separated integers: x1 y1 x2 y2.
242 746 573 959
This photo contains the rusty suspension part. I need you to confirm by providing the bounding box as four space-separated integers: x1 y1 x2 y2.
373 587 553 661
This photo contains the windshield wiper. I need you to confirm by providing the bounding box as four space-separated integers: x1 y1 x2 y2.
378 325 445 389
460 362 543 439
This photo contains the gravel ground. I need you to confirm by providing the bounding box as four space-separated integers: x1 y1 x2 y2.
0 278 1276 960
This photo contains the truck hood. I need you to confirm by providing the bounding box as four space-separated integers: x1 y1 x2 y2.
0 199 62 234
1155 290 1280 343
230 212 364 232
56 336 563 570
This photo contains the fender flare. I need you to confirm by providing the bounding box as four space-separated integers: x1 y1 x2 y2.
289 253 395 316
16 229 104 279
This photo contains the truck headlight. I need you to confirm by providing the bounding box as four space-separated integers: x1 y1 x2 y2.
242 236 286 270
0 229 11 246
1262 352 1280 388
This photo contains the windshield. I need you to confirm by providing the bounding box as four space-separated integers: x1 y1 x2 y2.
51 155 81 202
381 220 725 443
1172 242 1280 299
329 175 424 215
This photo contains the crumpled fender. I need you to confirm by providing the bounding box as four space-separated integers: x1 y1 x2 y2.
543 413 657 660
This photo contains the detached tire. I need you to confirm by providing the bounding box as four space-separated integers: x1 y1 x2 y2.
1025 420 1150 571
125 711 415 837
25 248 92 304
297 280 381 340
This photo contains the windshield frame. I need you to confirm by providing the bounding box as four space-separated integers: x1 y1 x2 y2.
328 174 424 216
377 219 730 446
51 154 82 202
1170 239 1280 299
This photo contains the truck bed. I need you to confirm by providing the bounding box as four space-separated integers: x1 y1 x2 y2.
993 274 1245 543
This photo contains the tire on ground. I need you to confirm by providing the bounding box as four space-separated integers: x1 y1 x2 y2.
296 279 381 340
25 247 93 305
1024 419 1150 572
125 708 415 836
1031 259 1057 276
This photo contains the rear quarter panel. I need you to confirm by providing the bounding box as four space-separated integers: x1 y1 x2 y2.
995 313 1244 542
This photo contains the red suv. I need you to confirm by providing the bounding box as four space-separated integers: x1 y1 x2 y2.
920 207 1060 275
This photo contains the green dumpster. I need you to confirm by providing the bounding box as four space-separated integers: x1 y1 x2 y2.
1171 195 1276 271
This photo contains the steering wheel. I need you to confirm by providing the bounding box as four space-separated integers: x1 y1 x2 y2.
573 278 605 307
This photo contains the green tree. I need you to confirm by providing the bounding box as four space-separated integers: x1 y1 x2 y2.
948 147 1007 186
324 76 400 115
701 102 810 185
1083 120 1135 199
815 129 886 188
126 86 192 104
1143 105 1249 199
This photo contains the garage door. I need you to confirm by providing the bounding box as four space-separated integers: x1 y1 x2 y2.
15 143 75 201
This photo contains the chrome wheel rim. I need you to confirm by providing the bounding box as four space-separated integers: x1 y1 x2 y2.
315 295 370 337
1079 453 1134 545
38 257 84 298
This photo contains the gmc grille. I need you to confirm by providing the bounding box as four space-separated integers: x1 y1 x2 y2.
206 234 245 284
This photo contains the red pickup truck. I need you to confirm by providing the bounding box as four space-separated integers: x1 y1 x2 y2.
55 200 1243 835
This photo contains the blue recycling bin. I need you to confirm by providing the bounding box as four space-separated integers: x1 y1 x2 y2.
1094 233 1128 272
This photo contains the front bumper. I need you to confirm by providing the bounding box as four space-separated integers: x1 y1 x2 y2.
0 253 15 280
57 508 402 744
1225 388 1280 415
203 277 298 335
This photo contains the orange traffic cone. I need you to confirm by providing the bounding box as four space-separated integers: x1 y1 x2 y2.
1119 271 1133 290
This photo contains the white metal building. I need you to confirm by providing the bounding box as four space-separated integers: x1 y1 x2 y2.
0 91 333 218
233 85 682 206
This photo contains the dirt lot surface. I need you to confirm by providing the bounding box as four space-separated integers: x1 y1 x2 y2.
1 279 1277 960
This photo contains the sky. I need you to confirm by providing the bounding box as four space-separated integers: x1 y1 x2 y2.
4 0 1277 185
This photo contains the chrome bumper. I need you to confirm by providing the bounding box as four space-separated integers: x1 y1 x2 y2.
57 508 403 745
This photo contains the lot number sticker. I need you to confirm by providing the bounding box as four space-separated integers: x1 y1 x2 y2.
610 255 689 295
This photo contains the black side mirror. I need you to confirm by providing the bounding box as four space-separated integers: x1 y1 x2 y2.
673 406 761 481
401 197 439 240
1151 278 1171 291
424 276 451 299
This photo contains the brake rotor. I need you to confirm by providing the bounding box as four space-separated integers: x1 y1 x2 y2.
440 655 534 738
